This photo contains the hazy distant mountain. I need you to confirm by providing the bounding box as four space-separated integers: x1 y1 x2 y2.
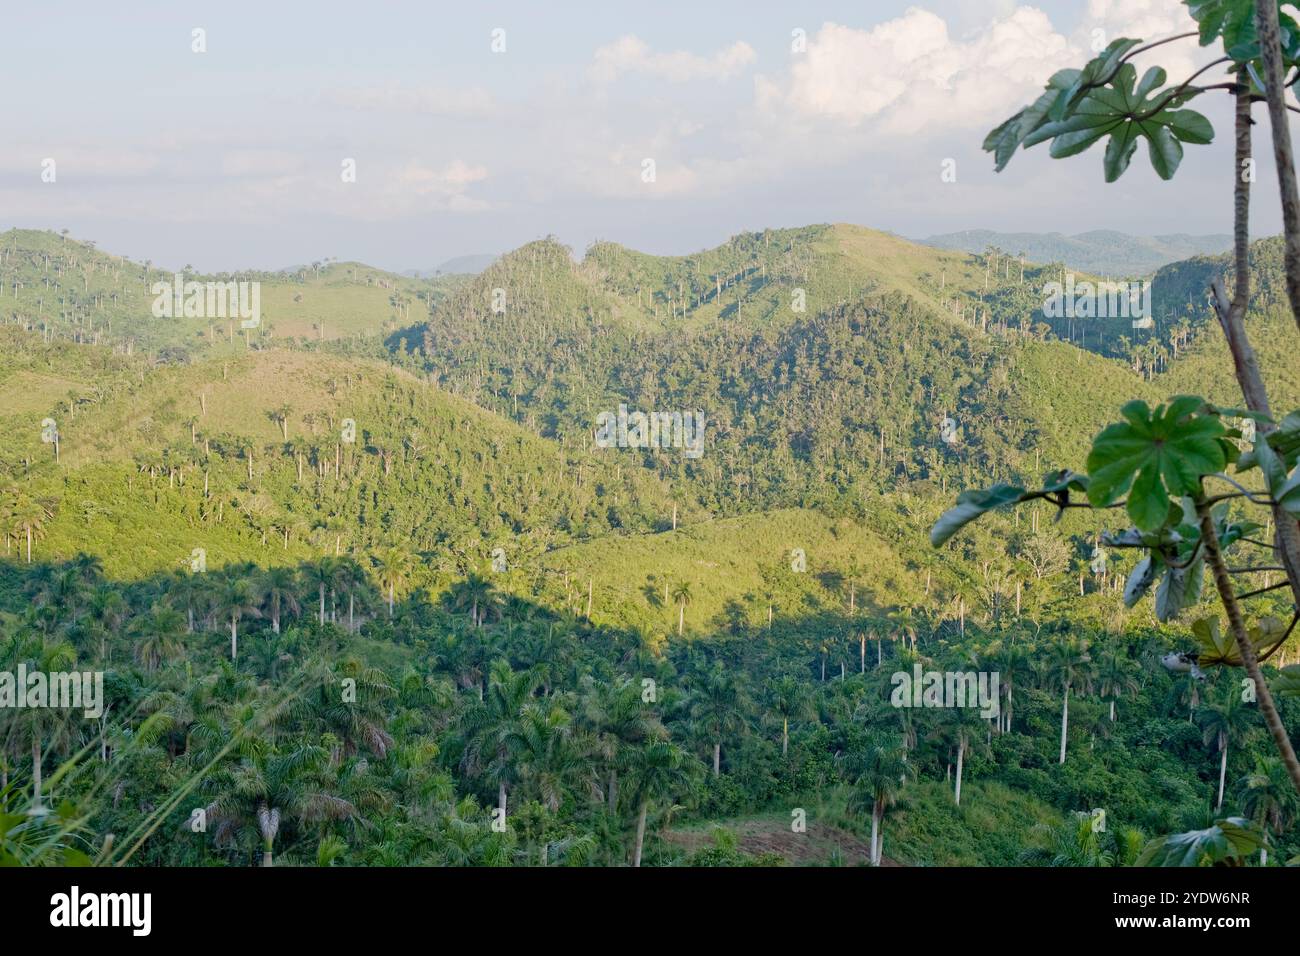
919 229 1231 276
405 253 498 278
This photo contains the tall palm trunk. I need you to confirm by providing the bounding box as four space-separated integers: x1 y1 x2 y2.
498 781 507 821
230 615 238 660
782 717 789 757
634 801 649 867
1058 683 1070 765
388 583 394 618
1217 732 1228 812
955 737 965 806
32 739 42 807
608 770 618 811
318 583 325 626
677 603 684 636
870 801 881 866
713 742 720 777
262 846 273 867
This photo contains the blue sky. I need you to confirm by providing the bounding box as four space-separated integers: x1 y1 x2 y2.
1 0 1287 271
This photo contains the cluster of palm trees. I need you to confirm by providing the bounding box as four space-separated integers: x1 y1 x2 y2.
13 551 428 667
3 543 1294 867
0 488 55 563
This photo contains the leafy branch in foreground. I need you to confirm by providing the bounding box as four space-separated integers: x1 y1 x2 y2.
932 397 1300 795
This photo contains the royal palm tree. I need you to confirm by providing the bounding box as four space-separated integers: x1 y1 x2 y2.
131 605 186 673
459 663 537 825
373 547 415 619
624 741 695 867
505 701 586 814
579 676 664 811
938 702 985 806
450 573 498 628
766 673 814 758
216 574 262 661
1046 638 1093 765
7 493 53 564
842 734 912 866
671 581 692 636
302 557 340 627
1236 756 1299 865
1197 684 1255 812
2 634 75 809
688 665 751 777
258 566 300 635
1096 646 1140 723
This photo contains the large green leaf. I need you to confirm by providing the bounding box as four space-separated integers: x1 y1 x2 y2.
1273 664 1300 697
1184 0 1300 63
1137 817 1263 866
1023 64 1211 181
930 484 1026 547
1191 616 1287 665
1086 398 1227 531
1155 555 1204 622
929 471 1090 547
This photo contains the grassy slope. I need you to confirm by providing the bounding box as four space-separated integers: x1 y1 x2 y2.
0 229 458 354
1 344 679 577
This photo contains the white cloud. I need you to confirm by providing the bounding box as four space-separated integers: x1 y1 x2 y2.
589 36 757 84
1081 0 1206 80
755 8 1077 135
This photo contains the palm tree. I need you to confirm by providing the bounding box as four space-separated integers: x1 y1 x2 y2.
766 674 814 758
130 605 186 673
373 547 415 619
1236 756 1299 865
450 573 498 628
688 665 750 776
216 575 262 661
1021 812 1144 866
7 493 53 563
258 566 300 635
301 557 342 627
1197 684 1254 812
334 558 367 633
505 701 585 814
202 742 357 867
842 735 912 866
1046 638 1092 765
459 663 537 825
671 582 692 636
1096 646 1140 722
939 703 985 806
888 606 919 654
579 677 665 811
624 741 695 867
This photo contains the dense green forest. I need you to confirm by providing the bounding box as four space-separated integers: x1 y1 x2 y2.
3 222 1298 868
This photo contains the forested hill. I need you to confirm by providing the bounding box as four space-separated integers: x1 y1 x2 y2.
922 229 1231 276
420 227 1300 517
4 225 1299 868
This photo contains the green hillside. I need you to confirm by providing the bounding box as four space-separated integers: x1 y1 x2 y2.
3 224 1298 872
0 229 461 360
